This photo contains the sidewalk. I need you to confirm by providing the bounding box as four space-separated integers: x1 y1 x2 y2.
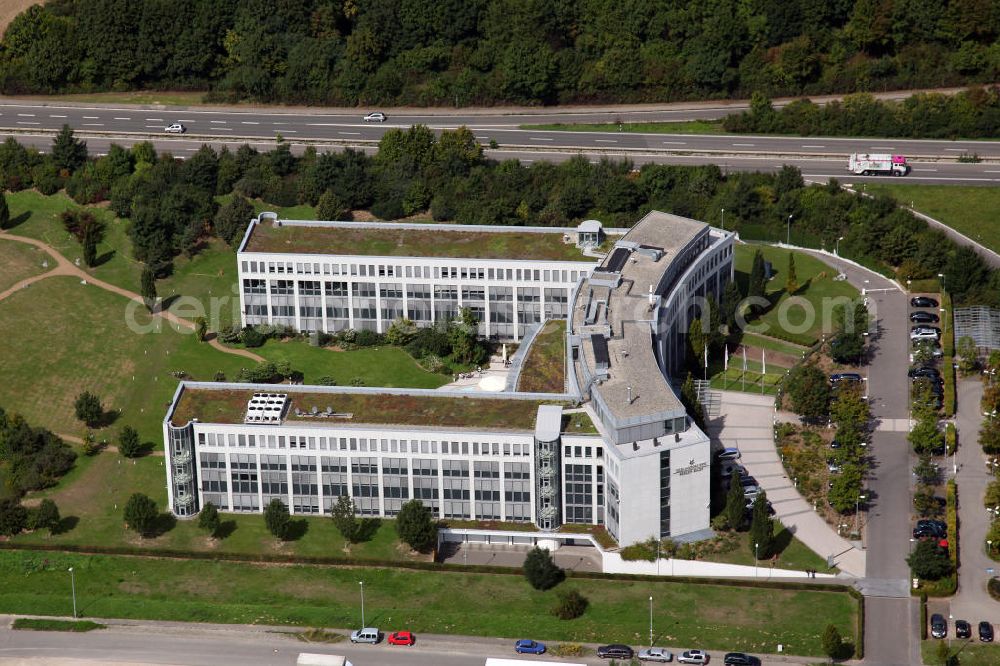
708 391 866 577
949 378 998 621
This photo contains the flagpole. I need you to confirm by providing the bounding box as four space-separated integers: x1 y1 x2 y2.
761 348 766 394
703 344 708 381
742 346 747 392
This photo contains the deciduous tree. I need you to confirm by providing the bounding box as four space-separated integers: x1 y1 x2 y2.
395 499 436 553
264 497 291 540
198 501 220 538
73 391 103 427
123 493 158 536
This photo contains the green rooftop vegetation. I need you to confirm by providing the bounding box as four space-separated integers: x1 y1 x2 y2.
516 320 567 393
244 222 593 261
172 387 570 431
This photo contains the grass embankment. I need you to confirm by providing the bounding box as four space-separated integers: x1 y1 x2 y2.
516 320 567 393
15 90 211 106
0 237 49 293
12 618 105 632
12 449 413 562
867 184 1000 254
0 549 857 656
735 244 859 347
921 641 1000 666
519 120 725 135
695 526 831 572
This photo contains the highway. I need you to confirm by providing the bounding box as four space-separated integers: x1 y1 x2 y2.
2 99 1000 185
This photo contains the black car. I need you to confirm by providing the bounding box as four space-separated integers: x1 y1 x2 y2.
910 311 940 324
724 653 761 666
931 613 948 639
956 620 972 639
830 372 863 384
979 621 994 642
914 520 947 539
908 366 941 379
597 644 634 660
911 296 939 308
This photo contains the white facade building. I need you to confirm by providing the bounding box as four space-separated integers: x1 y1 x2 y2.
166 211 735 546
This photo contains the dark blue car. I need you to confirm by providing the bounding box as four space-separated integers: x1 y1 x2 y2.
515 639 546 655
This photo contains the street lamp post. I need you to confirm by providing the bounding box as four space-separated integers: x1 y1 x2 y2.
786 215 793 245
656 539 661 576
359 581 365 628
721 208 725 231
987 539 993 557
68 567 77 619
855 494 866 536
649 595 654 647
938 273 946 294
754 542 759 578
836 236 845 256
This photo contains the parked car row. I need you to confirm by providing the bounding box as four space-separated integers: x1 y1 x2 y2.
930 615 994 642
517 640 758 664
349 628 415 645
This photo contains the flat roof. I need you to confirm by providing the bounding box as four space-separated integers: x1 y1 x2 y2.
572 211 710 425
243 219 601 262
170 385 579 432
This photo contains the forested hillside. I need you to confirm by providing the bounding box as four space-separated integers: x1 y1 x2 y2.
1 0 998 106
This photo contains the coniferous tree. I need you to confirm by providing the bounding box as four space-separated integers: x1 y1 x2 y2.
264 498 291 540
0 191 9 229
198 501 221 537
52 124 87 172
748 490 774 559
123 493 158 536
747 250 767 311
140 265 157 312
725 472 747 530
786 253 798 294
395 499 437 553
523 546 565 590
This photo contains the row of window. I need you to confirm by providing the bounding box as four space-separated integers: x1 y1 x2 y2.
197 431 538 457
241 260 586 284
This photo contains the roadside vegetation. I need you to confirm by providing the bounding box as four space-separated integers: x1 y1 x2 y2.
3 2 997 106
11 618 104 632
0 549 857 656
521 120 724 135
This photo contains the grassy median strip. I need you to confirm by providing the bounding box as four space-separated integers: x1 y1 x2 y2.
519 120 725 134
12 618 105 632
0 549 856 657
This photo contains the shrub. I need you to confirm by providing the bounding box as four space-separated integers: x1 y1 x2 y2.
822 624 844 659
30 499 60 534
620 539 657 561
198 502 220 538
523 546 564 590
907 540 953 580
264 498 291 540
240 326 265 348
73 391 103 427
123 493 158 536
395 499 436 553
945 423 957 455
0 499 28 536
118 425 142 458
551 589 588 620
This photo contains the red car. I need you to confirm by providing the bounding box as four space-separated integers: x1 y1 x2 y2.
387 631 415 646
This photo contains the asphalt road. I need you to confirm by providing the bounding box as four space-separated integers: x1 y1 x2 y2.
3 99 1000 185
0 619 813 666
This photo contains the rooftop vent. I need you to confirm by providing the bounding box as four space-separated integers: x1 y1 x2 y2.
244 392 288 424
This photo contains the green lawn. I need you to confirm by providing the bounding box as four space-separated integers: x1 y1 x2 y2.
735 244 859 346
922 640 1000 666
5 190 142 294
13 450 412 561
0 549 856 656
214 193 317 221
520 120 725 135
0 237 49 293
19 91 211 106
739 332 809 358
159 238 242 331
0 276 250 442
698 527 831 572
517 320 567 393
867 184 1000 254
12 618 105 632
248 339 450 388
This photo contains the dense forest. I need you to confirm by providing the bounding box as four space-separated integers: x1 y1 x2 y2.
1 125 997 308
1 0 999 105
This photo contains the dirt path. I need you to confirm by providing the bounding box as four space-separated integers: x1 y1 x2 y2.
0 232 264 363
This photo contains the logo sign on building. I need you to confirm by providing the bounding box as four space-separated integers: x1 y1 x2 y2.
674 459 707 476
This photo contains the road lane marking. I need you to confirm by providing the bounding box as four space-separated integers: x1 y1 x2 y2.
49 114 66 118
272 122 288 125
662 141 686 145
210 120 227 124
16 121 39 125
307 123 341 126
919 169 938 172
870 146 894 149
113 117 131 120
83 116 99 119
144 125 162 129
985 170 1000 173
17 113 34 117
732 143 755 146
529 137 552 141
241 121 259 125
944 148 967 152
145 118 163 121
82 123 104 127
802 145 825 148
595 139 617 143
338 131 361 135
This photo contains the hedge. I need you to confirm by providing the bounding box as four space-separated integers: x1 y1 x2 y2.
941 292 955 357
943 356 956 417
947 479 959 572
945 423 957 456
920 592 928 639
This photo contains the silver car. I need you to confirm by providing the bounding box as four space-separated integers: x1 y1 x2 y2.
677 650 709 664
363 112 387 122
639 647 674 662
164 123 186 134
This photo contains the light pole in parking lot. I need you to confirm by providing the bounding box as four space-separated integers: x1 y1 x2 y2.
938 273 946 294
855 494 866 536
987 539 992 557
649 595 654 647
754 542 759 578
836 236 845 256
786 215 793 245
68 567 77 619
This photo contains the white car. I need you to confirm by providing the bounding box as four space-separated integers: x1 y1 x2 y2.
678 650 709 664
639 647 674 662
363 112 387 122
164 123 186 134
910 327 939 341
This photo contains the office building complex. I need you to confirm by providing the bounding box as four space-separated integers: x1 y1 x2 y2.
166 211 734 545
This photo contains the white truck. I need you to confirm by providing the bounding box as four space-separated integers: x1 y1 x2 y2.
296 654 353 666
848 153 909 176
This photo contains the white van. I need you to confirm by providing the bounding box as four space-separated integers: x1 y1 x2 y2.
350 627 380 644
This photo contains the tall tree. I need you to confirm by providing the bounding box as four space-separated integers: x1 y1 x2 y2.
720 279 742 334
81 222 98 267
523 546 564 590
725 472 747 530
198 501 221 538
140 265 157 312
786 253 799 294
747 250 767 310
213 195 254 246
330 494 360 543
118 425 142 458
31 498 61 535
748 490 774 559
264 498 291 540
680 373 706 430
395 499 437 553
123 493 158 536
0 191 9 229
51 124 87 172
73 391 103 427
